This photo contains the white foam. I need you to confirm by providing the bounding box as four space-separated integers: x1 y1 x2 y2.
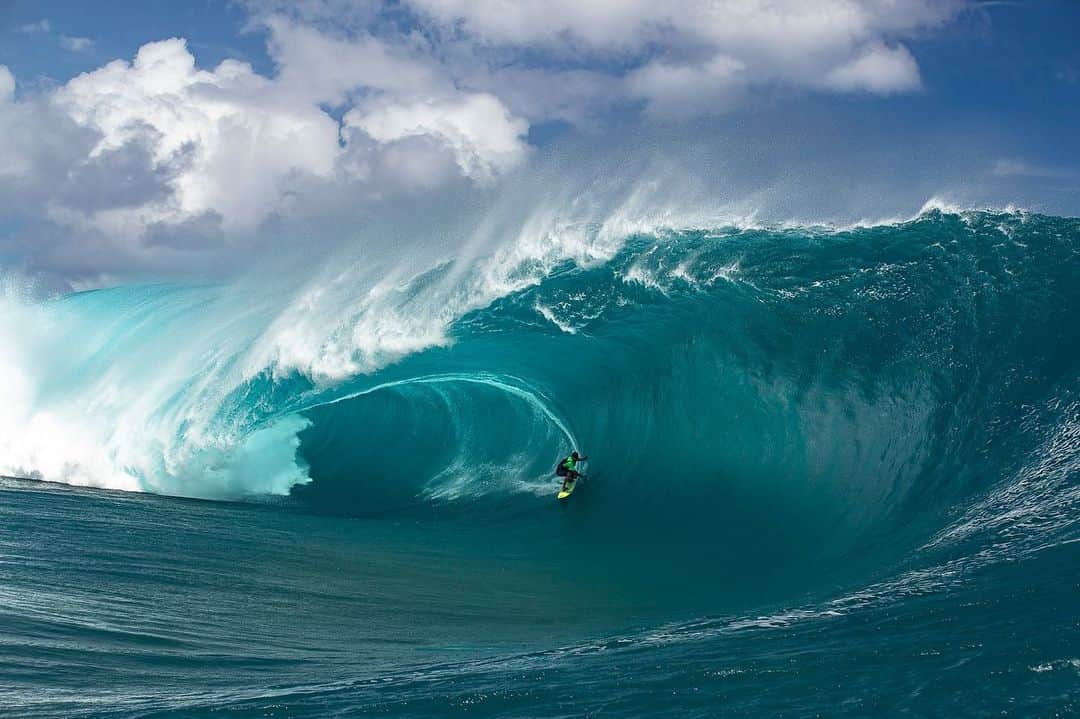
1029 658 1080 674
534 302 578 334
622 263 669 293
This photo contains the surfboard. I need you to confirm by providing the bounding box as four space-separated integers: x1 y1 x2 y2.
557 475 582 500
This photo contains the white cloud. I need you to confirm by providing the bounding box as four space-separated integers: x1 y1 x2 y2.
262 16 439 105
233 2 968 124
59 35 95 53
4 26 527 245
54 38 343 229
408 0 963 114
825 44 921 93
346 93 529 182
0 17 538 281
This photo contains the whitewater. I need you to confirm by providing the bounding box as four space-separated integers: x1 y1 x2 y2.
1 206 1078 716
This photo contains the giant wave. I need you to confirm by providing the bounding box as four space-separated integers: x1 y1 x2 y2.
1 208 1078 607
2 207 1079 718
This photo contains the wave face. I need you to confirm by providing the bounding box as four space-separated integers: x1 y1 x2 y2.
2 208 1079 716
3 210 1079 595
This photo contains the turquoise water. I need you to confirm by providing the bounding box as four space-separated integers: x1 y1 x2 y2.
1 209 1078 716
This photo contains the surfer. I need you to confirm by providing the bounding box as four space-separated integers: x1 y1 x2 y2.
556 451 587 491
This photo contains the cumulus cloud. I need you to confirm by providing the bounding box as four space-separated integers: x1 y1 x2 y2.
53 37 343 229
346 94 529 181
0 23 529 277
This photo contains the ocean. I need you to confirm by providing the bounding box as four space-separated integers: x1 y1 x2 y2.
1 208 1077 716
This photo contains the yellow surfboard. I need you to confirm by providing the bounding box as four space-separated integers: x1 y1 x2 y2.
557 477 578 500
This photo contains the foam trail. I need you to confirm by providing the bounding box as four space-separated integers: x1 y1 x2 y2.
306 372 579 451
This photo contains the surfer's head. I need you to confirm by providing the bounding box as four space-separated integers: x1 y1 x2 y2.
571 452 580 460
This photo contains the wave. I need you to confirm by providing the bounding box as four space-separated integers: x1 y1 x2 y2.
1 207 1078 605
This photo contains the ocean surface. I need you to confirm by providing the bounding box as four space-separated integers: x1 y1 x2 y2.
1 208 1078 716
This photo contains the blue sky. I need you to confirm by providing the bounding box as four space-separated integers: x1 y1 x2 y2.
0 1 1078 283
1 2 269 81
